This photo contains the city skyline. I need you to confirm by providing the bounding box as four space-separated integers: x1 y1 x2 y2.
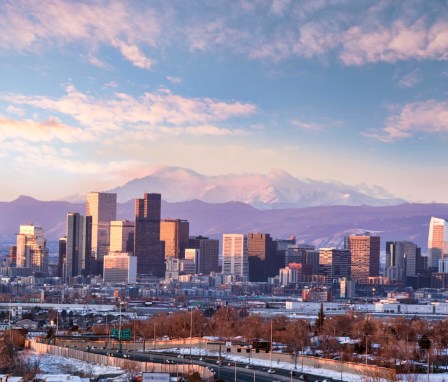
1 1 448 203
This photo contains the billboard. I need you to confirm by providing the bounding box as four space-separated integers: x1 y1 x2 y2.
142 373 170 382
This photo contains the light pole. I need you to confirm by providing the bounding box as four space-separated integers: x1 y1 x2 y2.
189 308 193 362
269 318 273 372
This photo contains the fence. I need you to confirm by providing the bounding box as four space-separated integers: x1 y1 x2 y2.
28 340 214 382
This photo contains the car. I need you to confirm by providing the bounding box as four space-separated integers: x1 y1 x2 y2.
127 349 133 353
165 360 173 364
267 369 275 374
123 354 130 358
245 365 252 369
298 375 308 381
107 352 114 357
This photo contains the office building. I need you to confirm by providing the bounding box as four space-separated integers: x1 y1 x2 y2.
86 192 117 273
428 217 448 269
187 236 219 274
319 248 351 284
385 241 421 283
16 224 48 274
185 248 200 274
58 237 67 279
222 234 249 278
103 252 137 284
134 193 165 277
247 233 277 282
66 213 92 280
346 234 380 284
9 245 17 267
110 220 134 253
160 219 189 259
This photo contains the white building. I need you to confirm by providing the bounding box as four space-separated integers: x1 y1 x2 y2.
103 252 137 283
16 224 48 273
222 234 248 278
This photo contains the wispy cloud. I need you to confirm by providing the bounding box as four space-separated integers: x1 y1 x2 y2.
1 85 257 137
112 39 155 70
291 118 323 131
397 69 421 88
2 1 448 67
166 76 182 85
365 100 448 142
0 116 92 143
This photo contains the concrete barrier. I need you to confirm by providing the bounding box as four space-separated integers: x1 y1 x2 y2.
28 340 214 382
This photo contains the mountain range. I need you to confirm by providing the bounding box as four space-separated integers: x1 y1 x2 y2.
107 166 405 208
1 195 446 252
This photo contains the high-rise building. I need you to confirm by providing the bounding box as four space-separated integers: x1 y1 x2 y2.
222 234 248 278
86 192 117 273
385 241 421 283
16 225 48 274
134 193 165 277
160 219 189 259
319 248 351 284
9 245 17 267
58 237 67 279
110 220 135 253
103 252 137 284
247 233 277 282
66 213 92 280
187 236 219 274
428 217 448 269
346 234 380 284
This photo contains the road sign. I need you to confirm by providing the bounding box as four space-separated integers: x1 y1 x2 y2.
110 328 131 340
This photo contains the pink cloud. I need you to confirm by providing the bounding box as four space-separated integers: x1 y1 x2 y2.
365 100 448 142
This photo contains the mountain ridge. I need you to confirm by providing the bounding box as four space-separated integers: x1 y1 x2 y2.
107 166 405 208
0 196 445 252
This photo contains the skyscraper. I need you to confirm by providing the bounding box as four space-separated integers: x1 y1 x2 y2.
58 237 67 279
16 224 48 274
134 193 165 277
428 217 448 269
319 248 351 285
385 241 421 283
160 219 189 259
222 234 249 278
86 192 117 273
110 220 135 253
346 234 380 284
187 236 219 274
66 213 92 280
247 233 276 282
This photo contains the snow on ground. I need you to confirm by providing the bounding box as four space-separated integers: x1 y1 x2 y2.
152 347 448 382
22 350 124 377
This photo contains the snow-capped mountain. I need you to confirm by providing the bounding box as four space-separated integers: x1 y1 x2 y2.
108 166 404 208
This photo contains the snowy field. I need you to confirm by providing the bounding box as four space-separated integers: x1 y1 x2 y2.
152 346 448 382
18 348 448 382
22 350 124 378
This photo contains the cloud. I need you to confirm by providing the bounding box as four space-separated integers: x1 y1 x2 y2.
365 100 448 142
166 76 182 85
2 85 257 137
2 1 448 68
291 118 322 130
397 69 421 88
0 116 92 143
112 39 155 70
0 0 160 67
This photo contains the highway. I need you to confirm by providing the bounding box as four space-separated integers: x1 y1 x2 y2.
86 346 338 382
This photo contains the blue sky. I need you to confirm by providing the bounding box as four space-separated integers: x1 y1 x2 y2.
1 0 448 202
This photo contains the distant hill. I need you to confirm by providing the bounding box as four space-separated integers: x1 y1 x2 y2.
107 166 405 208
1 196 446 252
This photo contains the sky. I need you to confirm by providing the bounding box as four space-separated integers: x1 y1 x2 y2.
1 0 448 203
